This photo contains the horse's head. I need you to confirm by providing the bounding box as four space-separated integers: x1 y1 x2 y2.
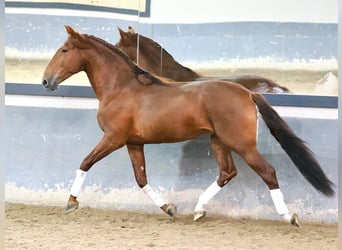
116 27 196 81
116 26 166 74
42 26 88 91
116 26 139 63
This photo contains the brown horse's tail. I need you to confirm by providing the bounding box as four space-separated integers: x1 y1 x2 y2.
251 93 334 196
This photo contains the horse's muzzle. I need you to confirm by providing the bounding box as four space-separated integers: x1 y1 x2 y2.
42 78 58 91
42 79 49 88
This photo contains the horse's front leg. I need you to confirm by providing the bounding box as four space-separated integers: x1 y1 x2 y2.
66 134 124 212
126 144 177 217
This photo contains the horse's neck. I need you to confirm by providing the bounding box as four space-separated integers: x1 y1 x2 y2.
137 44 200 81
163 62 200 81
158 51 200 81
83 49 133 100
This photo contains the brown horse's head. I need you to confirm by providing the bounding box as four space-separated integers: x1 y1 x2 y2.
116 26 171 72
116 26 199 81
116 26 140 63
42 26 88 90
116 26 171 71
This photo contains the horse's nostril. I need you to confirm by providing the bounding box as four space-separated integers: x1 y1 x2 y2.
42 79 48 87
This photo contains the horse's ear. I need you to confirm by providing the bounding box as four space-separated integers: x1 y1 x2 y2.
128 26 136 34
65 25 77 37
118 27 127 39
66 25 86 41
117 26 132 46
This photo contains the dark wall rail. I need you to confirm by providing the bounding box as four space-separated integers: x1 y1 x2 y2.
5 83 338 108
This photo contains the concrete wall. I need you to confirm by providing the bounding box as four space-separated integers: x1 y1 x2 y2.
1 3 5 247
148 0 337 24
5 97 338 222
5 0 338 64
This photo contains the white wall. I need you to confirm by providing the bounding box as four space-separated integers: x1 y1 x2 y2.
1 1 5 248
147 0 337 24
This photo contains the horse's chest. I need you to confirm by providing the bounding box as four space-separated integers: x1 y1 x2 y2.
96 104 133 132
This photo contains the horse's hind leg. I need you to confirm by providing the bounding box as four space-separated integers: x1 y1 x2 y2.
126 144 176 217
194 135 237 221
240 146 299 227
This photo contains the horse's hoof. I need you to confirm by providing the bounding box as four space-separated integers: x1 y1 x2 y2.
66 201 79 213
290 213 300 227
194 210 206 222
165 203 177 217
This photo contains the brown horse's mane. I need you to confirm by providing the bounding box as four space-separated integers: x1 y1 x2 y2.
86 34 168 86
127 31 195 74
134 33 176 61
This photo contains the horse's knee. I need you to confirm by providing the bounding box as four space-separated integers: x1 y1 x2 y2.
136 177 147 188
217 169 237 187
135 174 148 188
132 165 148 188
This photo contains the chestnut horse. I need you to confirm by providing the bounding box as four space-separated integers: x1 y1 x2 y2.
42 26 334 227
115 27 290 93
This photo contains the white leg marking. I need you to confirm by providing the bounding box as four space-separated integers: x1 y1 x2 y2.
195 181 222 212
270 188 291 222
70 169 87 197
142 184 166 207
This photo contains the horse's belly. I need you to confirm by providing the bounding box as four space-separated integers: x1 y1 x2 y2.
129 127 211 144
129 115 212 144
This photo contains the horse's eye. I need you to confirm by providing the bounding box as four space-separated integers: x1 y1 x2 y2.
61 48 68 53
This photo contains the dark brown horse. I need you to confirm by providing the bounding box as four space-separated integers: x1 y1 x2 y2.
42 26 333 227
115 27 290 93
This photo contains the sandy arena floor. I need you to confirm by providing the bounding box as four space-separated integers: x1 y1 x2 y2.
5 203 338 250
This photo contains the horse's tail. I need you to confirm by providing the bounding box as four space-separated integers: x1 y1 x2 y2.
251 93 334 196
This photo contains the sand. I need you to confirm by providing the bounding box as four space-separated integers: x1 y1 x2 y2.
5 203 337 250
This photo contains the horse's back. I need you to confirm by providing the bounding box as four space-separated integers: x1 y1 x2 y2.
191 80 254 106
